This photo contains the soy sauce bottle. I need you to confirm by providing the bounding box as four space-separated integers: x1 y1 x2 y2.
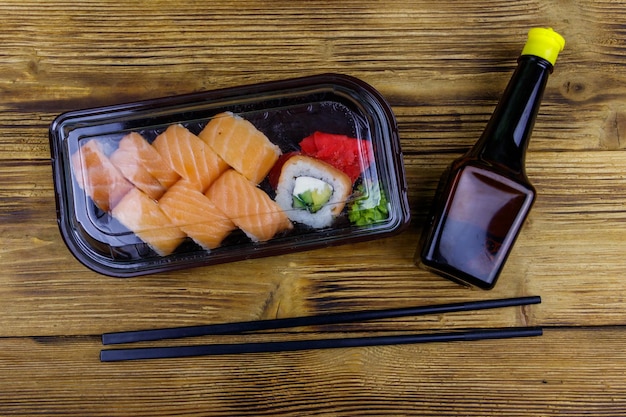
417 28 565 289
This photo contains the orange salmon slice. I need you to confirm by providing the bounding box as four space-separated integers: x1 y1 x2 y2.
199 112 281 184
206 169 292 242
159 181 236 250
71 139 133 212
153 124 228 192
109 133 169 200
112 188 186 256
116 132 179 186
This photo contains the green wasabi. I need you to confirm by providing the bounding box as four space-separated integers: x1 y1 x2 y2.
348 181 389 226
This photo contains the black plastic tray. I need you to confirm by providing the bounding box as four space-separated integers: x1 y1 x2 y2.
49 73 410 277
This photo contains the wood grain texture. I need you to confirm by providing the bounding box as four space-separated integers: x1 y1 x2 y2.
1 0 626 415
1 329 625 416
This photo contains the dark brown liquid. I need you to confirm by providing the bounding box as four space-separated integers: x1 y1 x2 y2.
420 164 534 289
417 55 553 289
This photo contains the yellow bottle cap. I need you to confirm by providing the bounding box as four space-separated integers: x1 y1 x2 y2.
521 27 565 66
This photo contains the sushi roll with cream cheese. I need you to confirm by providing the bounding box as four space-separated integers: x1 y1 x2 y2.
275 155 352 228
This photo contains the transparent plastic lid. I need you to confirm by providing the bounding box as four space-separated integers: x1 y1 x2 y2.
49 73 410 277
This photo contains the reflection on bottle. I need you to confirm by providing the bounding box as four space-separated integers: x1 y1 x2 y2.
423 166 533 287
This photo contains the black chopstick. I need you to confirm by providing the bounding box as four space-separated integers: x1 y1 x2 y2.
102 296 541 345
100 326 543 362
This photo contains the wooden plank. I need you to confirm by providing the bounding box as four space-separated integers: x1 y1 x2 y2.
0 328 624 416
1 0 625 158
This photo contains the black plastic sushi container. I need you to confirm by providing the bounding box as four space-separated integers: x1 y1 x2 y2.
49 73 410 277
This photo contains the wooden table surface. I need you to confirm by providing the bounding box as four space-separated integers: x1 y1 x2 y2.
2 1 625 415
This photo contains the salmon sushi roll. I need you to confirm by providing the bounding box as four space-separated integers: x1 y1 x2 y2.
112 188 186 256
112 131 180 188
71 139 134 212
109 133 171 200
153 124 228 192
199 112 281 184
206 169 293 242
159 181 236 250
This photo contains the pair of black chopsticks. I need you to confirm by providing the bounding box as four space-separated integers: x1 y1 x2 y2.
100 296 542 362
